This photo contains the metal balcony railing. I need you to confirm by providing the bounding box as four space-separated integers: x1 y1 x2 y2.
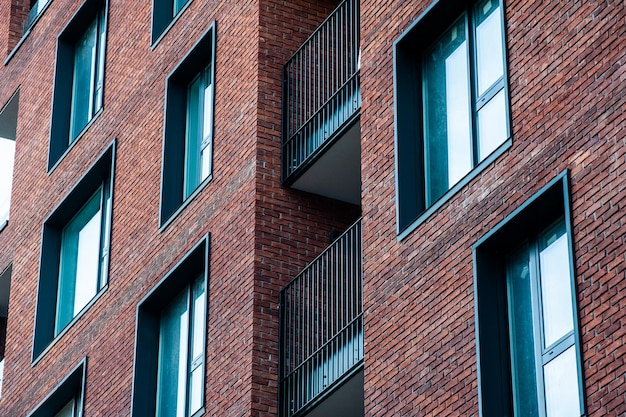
282 0 361 183
279 219 363 417
23 0 51 35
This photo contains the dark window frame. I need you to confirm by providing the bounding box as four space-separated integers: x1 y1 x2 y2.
472 170 586 417
33 141 116 362
160 23 216 230
131 234 210 417
26 358 86 417
48 0 109 172
393 0 512 239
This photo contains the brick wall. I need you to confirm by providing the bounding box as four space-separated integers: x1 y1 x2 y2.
253 1 361 415
361 0 625 415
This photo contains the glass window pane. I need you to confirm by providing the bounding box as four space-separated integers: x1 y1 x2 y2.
191 275 206 360
423 18 472 204
475 1 504 95
54 400 75 417
200 75 213 182
539 227 574 347
188 366 203 415
544 346 581 417
56 191 102 333
70 19 98 140
507 247 540 417
477 88 507 160
156 289 189 417
94 12 106 112
173 0 186 15
0 138 15 225
184 75 202 198
72 204 102 315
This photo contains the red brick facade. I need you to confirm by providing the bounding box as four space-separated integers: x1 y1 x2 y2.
0 0 624 416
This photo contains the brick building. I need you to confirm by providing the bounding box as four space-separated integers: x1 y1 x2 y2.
0 0 624 416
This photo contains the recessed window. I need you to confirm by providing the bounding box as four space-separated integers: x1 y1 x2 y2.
394 0 510 233
27 359 86 417
161 25 215 227
49 0 107 170
132 235 209 417
152 0 192 44
0 90 19 230
473 171 585 417
34 143 115 359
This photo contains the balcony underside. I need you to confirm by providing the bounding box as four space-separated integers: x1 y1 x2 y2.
305 368 364 417
289 120 360 205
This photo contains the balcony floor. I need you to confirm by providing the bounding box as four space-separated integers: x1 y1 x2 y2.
290 120 360 205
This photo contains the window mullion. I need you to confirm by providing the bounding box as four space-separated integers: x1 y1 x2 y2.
185 284 195 416
529 241 548 417
466 7 480 168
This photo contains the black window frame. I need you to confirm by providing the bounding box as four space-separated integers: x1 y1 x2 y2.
48 0 109 172
131 234 210 417
33 141 116 362
393 0 512 238
472 170 586 417
160 23 216 229
26 358 86 417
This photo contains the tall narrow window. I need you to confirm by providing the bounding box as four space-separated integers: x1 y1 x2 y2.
34 143 115 359
184 65 213 199
69 10 106 141
161 26 215 227
473 172 585 417
155 274 205 417
132 235 209 417
394 0 510 233
507 220 581 417
49 0 108 170
55 185 111 334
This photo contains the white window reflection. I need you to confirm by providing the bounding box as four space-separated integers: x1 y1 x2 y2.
0 137 15 226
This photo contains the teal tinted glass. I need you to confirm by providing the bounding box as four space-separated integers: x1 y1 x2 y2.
423 17 472 204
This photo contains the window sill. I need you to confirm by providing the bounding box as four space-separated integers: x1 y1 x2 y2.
48 108 104 175
159 174 213 232
31 285 108 366
397 138 512 242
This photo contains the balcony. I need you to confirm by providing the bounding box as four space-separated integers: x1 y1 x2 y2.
279 219 363 417
23 0 51 35
281 0 360 205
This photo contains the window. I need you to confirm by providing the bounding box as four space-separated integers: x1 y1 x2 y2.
132 235 209 417
0 90 19 231
161 25 215 227
49 0 107 170
394 0 510 233
183 65 213 198
474 171 585 417
151 0 192 44
27 359 86 417
34 143 115 359
0 265 12 397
